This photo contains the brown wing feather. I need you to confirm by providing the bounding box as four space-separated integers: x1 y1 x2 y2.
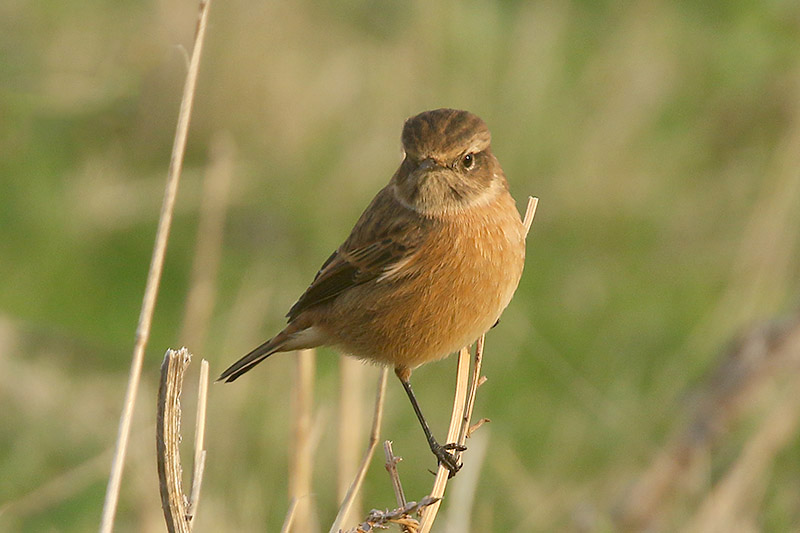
286 186 429 321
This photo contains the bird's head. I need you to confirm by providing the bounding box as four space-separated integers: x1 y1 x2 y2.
392 108 507 216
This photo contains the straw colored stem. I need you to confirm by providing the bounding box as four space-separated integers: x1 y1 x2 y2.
188 360 209 521
99 2 211 531
417 346 471 532
155 348 193 533
383 440 407 508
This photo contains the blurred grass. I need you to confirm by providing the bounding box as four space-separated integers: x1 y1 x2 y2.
2 0 800 531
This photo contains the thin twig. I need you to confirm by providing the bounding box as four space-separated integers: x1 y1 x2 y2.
467 418 490 438
384 441 411 533
457 335 486 454
188 360 209 521
346 497 441 533
329 368 389 533
99 2 212 531
156 348 193 533
384 441 406 508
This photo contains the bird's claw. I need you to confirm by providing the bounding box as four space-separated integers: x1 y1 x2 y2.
432 442 466 478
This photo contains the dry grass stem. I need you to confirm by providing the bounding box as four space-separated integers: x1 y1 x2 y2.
383 441 407 508
417 346 471 532
329 367 389 533
154 350 208 531
156 349 192 532
523 196 539 236
456 334 486 453
288 348 316 532
99 1 212 530
188 360 209 521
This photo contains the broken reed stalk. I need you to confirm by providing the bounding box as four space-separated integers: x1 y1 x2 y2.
329 367 389 533
99 2 212 531
418 196 538 533
156 349 209 533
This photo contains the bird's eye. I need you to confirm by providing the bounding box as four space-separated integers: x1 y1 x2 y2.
462 153 475 170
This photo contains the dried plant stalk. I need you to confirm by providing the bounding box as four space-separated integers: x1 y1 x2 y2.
457 335 486 451
189 360 209 521
346 497 440 533
417 346 471 533
156 348 209 533
99 2 212 530
383 441 406 508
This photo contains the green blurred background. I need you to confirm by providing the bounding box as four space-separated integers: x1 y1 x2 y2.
2 0 800 531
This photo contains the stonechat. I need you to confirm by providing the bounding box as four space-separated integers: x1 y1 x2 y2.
219 108 526 475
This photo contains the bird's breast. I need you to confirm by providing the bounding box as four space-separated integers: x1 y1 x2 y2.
320 194 526 369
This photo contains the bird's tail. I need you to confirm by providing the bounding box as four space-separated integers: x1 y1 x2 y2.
217 330 291 383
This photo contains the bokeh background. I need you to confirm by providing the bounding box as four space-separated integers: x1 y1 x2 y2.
2 0 800 531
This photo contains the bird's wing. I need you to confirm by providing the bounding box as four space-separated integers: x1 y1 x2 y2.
286 188 428 321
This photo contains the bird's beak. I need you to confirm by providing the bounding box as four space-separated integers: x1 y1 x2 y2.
413 157 445 183
417 157 437 172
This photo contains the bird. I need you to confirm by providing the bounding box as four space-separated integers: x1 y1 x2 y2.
219 108 526 475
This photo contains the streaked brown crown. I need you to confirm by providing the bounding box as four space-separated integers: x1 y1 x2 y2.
402 109 491 161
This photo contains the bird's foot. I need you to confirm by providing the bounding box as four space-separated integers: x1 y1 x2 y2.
432 442 467 478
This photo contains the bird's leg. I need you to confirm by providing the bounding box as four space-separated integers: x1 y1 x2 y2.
395 367 466 477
